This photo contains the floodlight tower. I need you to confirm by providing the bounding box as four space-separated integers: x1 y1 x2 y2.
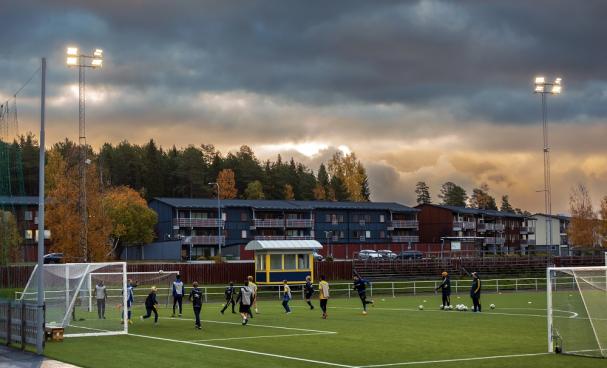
533 76 562 260
209 182 222 257
67 46 103 262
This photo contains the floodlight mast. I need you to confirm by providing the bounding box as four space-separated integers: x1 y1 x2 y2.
533 76 561 264
66 46 104 262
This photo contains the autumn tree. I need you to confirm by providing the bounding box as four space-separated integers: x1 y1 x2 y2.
313 184 326 200
567 184 597 247
0 211 21 265
470 183 497 210
216 169 238 199
284 184 295 200
244 180 265 199
327 151 368 201
46 148 112 262
438 182 468 207
415 181 431 204
103 186 157 259
500 195 514 212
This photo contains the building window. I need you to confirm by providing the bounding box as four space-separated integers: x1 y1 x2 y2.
366 230 371 238
24 211 33 221
241 212 249 221
339 231 345 239
297 254 309 269
241 230 247 239
379 215 385 223
25 230 33 240
270 254 282 270
222 212 226 221
379 231 385 239
364 215 371 222
284 254 296 270
256 255 265 271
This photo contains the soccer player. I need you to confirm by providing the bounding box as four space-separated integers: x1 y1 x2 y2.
189 281 203 330
282 280 292 314
122 279 137 325
435 271 451 309
172 274 185 317
319 275 330 319
304 275 315 310
94 280 107 319
140 286 159 325
247 275 258 315
353 275 374 314
235 280 253 325
220 282 236 314
470 272 482 312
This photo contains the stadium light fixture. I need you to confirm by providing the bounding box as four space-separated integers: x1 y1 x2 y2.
532 76 563 262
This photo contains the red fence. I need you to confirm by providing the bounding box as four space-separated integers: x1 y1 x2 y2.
0 255 604 289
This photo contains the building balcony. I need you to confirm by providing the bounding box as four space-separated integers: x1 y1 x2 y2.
392 235 420 243
253 219 285 228
478 223 505 232
520 226 535 235
391 220 419 229
285 219 314 228
453 221 476 231
520 239 536 246
285 235 314 240
173 218 224 228
484 237 505 245
183 235 224 245
254 235 286 240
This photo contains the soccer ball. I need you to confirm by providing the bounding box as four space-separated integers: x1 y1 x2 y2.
490 304 496 309
418 305 424 310
440 305 444 310
362 311 368 315
462 305 468 311
159 270 164 274
448 305 453 310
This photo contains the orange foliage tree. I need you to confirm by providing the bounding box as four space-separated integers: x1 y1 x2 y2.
216 169 238 199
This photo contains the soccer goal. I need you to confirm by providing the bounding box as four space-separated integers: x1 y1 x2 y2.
19 262 128 337
547 265 607 358
87 270 179 312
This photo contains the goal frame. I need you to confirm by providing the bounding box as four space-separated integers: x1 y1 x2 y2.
87 270 179 312
546 264 607 355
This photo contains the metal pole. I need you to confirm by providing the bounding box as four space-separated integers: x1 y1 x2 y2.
78 58 88 262
36 57 46 355
541 92 553 264
217 183 221 257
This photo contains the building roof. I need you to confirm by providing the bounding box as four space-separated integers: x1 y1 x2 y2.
533 213 571 221
0 196 39 206
245 240 323 251
152 197 418 213
417 204 526 219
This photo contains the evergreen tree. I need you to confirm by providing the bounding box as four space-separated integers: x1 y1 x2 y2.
500 195 514 212
317 163 330 196
244 180 265 199
415 181 431 204
438 182 468 207
330 175 349 201
470 183 497 210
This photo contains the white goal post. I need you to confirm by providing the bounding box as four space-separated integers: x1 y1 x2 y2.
547 265 607 358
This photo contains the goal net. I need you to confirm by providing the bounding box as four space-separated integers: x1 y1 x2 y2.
19 262 128 337
87 270 179 313
547 266 607 358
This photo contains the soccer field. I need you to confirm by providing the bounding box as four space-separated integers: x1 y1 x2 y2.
43 291 606 368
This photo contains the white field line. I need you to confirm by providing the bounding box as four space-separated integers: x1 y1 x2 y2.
162 316 337 334
357 352 550 367
190 331 334 343
327 306 583 319
128 333 355 368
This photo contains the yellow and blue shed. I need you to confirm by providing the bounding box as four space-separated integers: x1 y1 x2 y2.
245 240 323 285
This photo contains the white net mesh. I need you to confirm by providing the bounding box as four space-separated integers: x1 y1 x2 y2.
549 267 607 358
20 263 127 337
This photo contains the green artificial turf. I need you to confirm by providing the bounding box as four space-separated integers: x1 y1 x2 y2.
41 291 606 368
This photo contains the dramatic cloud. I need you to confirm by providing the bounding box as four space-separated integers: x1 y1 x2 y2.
1 0 606 213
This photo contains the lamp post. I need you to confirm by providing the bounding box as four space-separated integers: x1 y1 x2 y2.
533 76 562 260
66 46 103 262
209 182 222 257
324 230 333 257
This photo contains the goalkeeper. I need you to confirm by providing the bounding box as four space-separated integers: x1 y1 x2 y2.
140 286 159 324
470 272 482 312
434 271 451 309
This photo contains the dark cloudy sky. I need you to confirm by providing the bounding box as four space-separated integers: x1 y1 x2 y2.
1 0 606 213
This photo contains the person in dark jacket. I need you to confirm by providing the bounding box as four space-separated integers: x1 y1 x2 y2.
189 281 203 329
140 286 159 324
435 271 451 309
172 274 185 317
304 276 315 310
220 282 236 314
470 272 482 312
353 275 374 314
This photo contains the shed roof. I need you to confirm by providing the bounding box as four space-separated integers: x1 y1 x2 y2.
245 240 323 251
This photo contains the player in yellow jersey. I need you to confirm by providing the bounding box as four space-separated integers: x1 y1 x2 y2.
247 275 258 315
319 275 330 319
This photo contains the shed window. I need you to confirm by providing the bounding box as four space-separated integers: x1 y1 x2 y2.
284 254 296 270
297 254 310 269
270 254 282 270
256 255 265 271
